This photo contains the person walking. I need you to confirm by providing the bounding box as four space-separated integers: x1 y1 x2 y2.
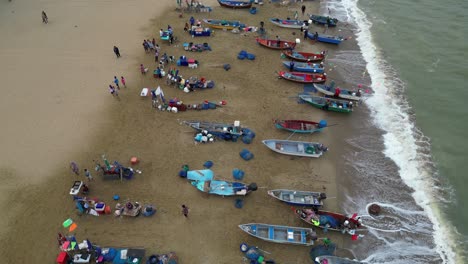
84 169 94 181
301 5 306 16
42 11 48 24
121 76 126 88
113 76 120 89
113 46 121 58
140 64 146 74
70 161 79 175
181 204 189 218
109 84 117 96
154 50 159 63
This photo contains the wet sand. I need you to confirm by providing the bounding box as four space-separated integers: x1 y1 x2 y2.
0 0 361 262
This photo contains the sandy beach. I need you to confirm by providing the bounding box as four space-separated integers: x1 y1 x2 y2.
0 0 361 262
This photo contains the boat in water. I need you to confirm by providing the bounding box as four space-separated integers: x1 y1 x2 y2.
256 38 296 50
269 18 306 29
282 50 325 62
268 189 326 207
262 139 328 158
299 94 354 113
315 256 366 264
274 119 327 134
307 32 343 45
295 208 366 235
278 71 326 84
239 223 317 246
282 61 325 73
191 180 257 196
313 83 362 101
217 0 252 8
309 14 338 27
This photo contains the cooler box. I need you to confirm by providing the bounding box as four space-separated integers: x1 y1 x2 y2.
95 202 106 214
56 252 68 264
187 59 196 64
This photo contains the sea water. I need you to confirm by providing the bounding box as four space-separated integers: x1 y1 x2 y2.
321 0 467 262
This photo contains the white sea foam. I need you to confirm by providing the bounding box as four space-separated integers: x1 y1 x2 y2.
339 0 457 262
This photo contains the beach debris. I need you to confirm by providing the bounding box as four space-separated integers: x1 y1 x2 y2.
240 149 254 161
232 169 245 180
194 131 215 143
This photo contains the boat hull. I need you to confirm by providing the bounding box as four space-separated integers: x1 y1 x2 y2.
256 38 296 50
274 119 325 134
313 84 361 101
239 223 316 246
282 61 324 73
282 50 325 62
278 71 326 84
269 18 305 29
203 19 245 30
268 189 325 207
218 0 252 9
309 15 338 27
306 32 343 45
262 139 327 158
299 95 353 113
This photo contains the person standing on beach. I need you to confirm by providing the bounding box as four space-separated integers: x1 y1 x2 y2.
304 29 309 40
289 61 295 72
276 36 281 47
42 11 48 24
113 76 120 89
182 204 189 218
109 84 117 96
84 169 94 181
121 76 126 88
155 50 159 63
301 5 306 16
190 16 195 27
140 64 146 75
113 46 121 58
70 161 79 175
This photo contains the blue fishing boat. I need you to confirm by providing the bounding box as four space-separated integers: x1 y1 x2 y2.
188 27 212 37
262 139 328 158
274 119 327 134
269 18 306 29
239 223 317 246
186 169 214 181
282 61 325 73
307 32 343 45
268 189 326 207
191 180 257 196
299 94 354 113
309 14 338 27
218 0 253 9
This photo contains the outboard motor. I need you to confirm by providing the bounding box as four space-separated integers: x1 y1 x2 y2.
247 183 258 192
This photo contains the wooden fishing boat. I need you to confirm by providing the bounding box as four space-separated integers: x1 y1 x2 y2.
278 71 326 84
183 120 245 136
295 208 366 235
282 61 325 73
309 14 338 27
218 0 252 9
256 38 296 50
203 19 246 30
268 189 326 207
315 256 367 264
313 83 362 101
282 50 325 62
274 119 327 134
262 139 328 158
307 32 344 45
299 95 354 113
191 180 257 196
269 18 306 29
239 223 317 246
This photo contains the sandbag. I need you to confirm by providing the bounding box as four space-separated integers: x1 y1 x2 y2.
232 169 245 180
242 135 253 144
242 128 256 138
237 54 246 60
240 149 254 161
203 160 213 168
247 54 256 60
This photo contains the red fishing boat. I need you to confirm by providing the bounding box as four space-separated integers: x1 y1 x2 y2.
295 208 366 235
256 38 296 50
278 71 326 83
274 119 327 134
283 50 325 62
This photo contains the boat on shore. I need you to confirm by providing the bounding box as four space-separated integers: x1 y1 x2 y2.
239 223 317 246
217 0 252 8
278 71 326 83
256 38 296 50
309 14 338 27
307 32 344 45
282 61 325 73
203 19 245 30
282 50 325 62
191 180 257 196
315 256 367 264
269 18 306 29
262 139 328 158
299 95 354 113
274 119 327 134
186 169 215 181
295 208 366 235
268 189 326 207
313 83 362 101
188 26 212 37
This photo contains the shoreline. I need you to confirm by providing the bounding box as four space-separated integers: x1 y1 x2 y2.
1 0 362 262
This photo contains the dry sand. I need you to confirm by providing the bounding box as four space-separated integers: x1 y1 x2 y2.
0 0 360 263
